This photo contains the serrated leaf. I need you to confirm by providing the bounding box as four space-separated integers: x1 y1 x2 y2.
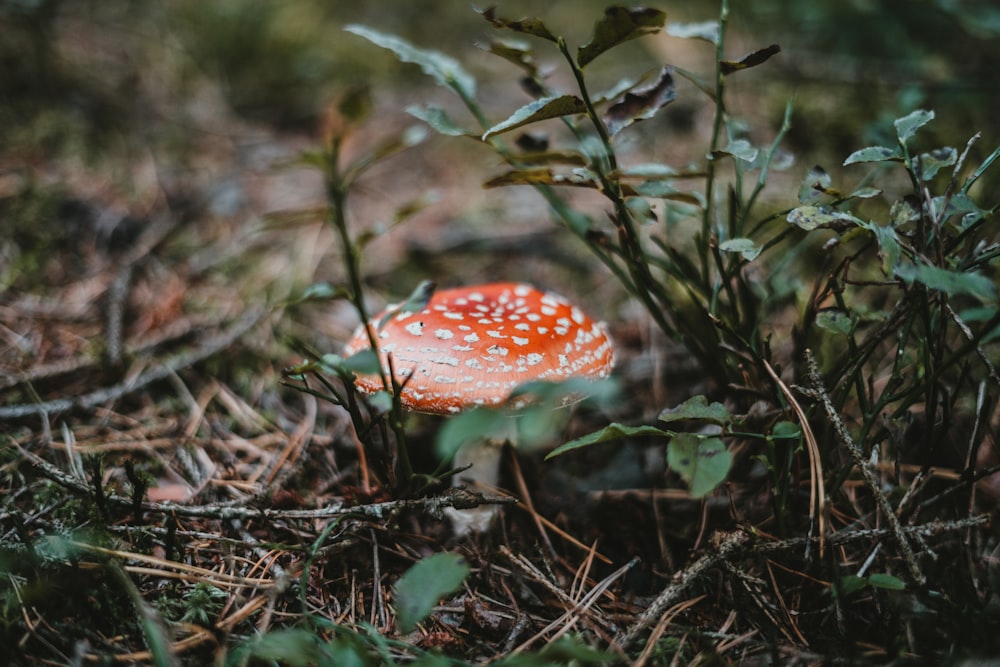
843 146 902 165
406 104 472 137
895 262 996 301
478 7 558 42
659 395 730 424
345 25 476 100
483 95 587 139
867 573 906 590
666 20 719 44
894 109 934 142
720 43 780 74
667 434 732 498
394 553 470 633
546 423 668 459
916 147 957 181
605 66 676 136
815 308 855 336
577 6 666 68
719 237 762 261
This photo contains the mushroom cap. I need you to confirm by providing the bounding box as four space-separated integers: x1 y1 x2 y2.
343 282 615 415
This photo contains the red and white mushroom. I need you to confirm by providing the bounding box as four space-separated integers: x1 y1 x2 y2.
343 282 615 413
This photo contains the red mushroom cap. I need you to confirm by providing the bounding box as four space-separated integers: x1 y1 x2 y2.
343 282 615 415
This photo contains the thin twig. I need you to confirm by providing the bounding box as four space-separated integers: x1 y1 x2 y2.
763 359 827 557
0 307 270 420
615 530 749 650
803 350 926 585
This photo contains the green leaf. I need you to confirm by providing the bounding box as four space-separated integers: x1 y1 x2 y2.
483 167 600 189
480 37 539 76
894 109 934 143
659 395 730 424
633 181 705 206
798 165 834 203
769 421 801 440
435 408 509 460
241 629 326 666
916 146 957 180
605 66 676 136
786 205 860 231
577 6 666 68
483 95 587 139
863 221 901 274
406 104 472 137
834 575 869 598
336 85 372 127
667 434 732 498
712 139 758 163
345 25 477 100
478 7 558 42
849 186 883 199
666 20 719 44
291 282 349 305
815 308 855 336
868 573 906 590
394 553 470 633
340 350 382 375
720 43 781 74
546 423 668 460
843 146 903 165
626 196 657 225
719 237 761 261
895 262 996 301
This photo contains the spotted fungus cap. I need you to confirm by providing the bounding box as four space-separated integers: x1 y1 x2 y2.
343 282 615 414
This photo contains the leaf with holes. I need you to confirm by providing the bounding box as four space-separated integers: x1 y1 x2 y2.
667 434 732 498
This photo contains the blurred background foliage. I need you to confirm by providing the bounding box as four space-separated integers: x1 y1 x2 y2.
2 0 997 149
2 0 998 295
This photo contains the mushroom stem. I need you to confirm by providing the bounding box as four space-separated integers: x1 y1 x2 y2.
444 437 507 535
